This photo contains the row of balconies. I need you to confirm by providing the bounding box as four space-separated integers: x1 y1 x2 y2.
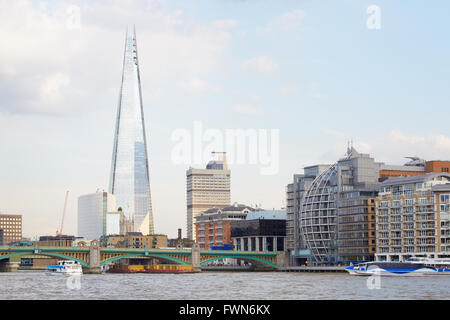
379 200 434 208
378 246 436 253
377 212 434 218
377 223 436 230
378 239 436 245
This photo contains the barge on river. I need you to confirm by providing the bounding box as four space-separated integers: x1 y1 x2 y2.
107 264 199 274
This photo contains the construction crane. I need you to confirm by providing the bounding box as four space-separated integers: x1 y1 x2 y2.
56 190 69 236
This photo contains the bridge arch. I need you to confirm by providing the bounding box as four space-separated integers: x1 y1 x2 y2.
0 251 89 267
100 253 189 267
200 255 276 269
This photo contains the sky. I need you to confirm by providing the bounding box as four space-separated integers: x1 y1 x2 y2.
0 0 449 239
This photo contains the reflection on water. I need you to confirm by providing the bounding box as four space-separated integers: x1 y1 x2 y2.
0 271 449 300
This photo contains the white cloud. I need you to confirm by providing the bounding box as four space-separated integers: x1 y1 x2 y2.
179 78 220 94
257 9 306 34
435 134 450 150
40 72 70 101
233 103 264 116
374 130 450 163
268 9 305 32
0 0 232 115
320 128 346 138
318 129 450 165
242 56 278 75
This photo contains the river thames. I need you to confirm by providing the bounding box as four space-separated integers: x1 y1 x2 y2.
1 271 449 300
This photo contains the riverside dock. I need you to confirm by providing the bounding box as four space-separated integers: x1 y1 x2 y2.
278 266 347 273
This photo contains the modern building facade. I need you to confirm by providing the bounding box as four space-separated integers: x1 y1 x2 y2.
375 173 450 262
337 190 377 263
0 214 22 245
286 165 330 265
78 191 117 240
194 203 252 249
231 210 286 252
109 26 154 235
298 148 381 264
186 154 231 240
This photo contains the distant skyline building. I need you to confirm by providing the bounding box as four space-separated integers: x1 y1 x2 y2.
109 26 154 235
78 191 116 240
186 153 231 240
0 214 22 245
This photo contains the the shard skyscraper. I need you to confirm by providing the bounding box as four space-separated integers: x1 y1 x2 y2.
109 26 154 235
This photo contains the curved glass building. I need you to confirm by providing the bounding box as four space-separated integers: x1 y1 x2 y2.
299 163 339 263
298 148 382 264
109 26 154 235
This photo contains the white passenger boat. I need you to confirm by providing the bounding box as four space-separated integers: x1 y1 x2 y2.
46 260 83 274
345 258 450 276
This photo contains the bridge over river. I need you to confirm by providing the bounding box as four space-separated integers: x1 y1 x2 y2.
0 241 289 273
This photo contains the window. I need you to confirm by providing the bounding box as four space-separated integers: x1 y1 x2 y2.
442 168 449 173
418 198 428 204
393 200 402 207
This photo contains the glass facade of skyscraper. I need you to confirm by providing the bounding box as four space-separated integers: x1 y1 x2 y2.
109 27 154 235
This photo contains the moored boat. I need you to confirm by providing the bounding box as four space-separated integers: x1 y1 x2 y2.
46 260 83 274
345 257 450 276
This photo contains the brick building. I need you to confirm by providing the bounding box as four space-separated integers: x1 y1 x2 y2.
0 214 22 245
195 203 255 249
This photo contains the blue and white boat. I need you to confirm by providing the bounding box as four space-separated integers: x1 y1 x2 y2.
345 258 450 276
46 260 83 274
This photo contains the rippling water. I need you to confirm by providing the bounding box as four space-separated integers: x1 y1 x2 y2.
1 271 449 300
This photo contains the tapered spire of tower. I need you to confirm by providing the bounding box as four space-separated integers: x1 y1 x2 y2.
109 26 154 235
